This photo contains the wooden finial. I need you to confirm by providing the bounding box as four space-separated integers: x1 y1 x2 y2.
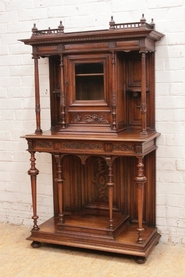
150 18 155 28
32 23 38 35
140 14 146 25
109 16 115 29
58 21 64 33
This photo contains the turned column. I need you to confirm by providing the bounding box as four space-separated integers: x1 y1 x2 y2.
111 51 117 130
105 157 115 228
33 54 42 134
134 156 147 243
140 51 147 135
60 54 66 128
28 151 39 231
54 154 65 224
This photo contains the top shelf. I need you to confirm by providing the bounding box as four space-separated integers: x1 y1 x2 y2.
19 14 164 55
31 14 155 37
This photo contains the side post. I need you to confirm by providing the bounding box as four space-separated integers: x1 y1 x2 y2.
33 53 42 134
134 156 147 243
105 157 115 229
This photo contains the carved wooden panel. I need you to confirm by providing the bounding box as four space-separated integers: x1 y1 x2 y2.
69 112 110 124
52 155 130 217
53 153 156 225
127 55 142 89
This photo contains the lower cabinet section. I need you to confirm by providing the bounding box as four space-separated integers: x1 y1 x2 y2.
26 135 160 263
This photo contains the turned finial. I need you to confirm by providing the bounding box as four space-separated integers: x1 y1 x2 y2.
140 14 146 25
150 18 155 28
109 16 115 29
32 23 38 35
58 21 64 33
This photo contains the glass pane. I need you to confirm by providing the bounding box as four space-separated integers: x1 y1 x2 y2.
76 63 103 74
75 63 104 100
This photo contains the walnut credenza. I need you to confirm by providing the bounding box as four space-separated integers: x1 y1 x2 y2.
20 14 164 263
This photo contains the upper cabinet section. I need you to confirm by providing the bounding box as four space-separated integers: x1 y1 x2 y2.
20 15 164 135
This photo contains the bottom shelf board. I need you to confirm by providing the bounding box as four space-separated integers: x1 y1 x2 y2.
27 217 161 258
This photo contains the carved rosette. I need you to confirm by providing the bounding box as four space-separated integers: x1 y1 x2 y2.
141 103 147 114
135 145 143 154
27 140 34 151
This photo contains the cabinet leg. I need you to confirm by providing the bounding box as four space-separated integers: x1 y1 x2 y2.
134 156 147 243
28 151 39 231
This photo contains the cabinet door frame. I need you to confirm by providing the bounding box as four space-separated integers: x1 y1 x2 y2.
65 53 112 109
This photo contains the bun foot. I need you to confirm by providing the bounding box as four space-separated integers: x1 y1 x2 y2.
31 241 41 248
135 257 147 264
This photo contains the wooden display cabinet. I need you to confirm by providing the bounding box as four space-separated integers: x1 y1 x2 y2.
20 14 164 263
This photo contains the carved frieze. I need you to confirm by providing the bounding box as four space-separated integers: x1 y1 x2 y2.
36 141 53 148
113 144 134 151
61 142 103 150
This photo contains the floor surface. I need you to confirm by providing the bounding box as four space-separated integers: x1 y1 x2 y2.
0 222 185 277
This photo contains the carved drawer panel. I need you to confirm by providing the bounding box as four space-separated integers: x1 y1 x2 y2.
60 140 104 154
34 140 54 151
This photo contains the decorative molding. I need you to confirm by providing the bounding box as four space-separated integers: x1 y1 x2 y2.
28 34 153 46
